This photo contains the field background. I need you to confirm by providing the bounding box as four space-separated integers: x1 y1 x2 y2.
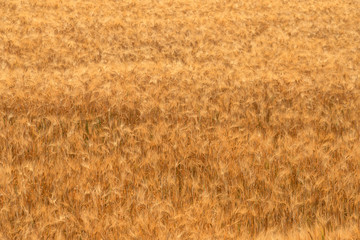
1 0 360 239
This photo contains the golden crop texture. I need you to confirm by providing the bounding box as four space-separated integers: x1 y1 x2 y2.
1 0 360 239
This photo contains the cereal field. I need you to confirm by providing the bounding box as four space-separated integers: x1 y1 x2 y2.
1 0 360 239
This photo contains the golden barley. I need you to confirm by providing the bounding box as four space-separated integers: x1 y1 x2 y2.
0 0 359 239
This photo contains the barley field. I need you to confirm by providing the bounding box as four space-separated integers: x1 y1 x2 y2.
1 0 360 239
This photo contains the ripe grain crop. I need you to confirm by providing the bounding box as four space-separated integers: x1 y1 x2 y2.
1 0 360 239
